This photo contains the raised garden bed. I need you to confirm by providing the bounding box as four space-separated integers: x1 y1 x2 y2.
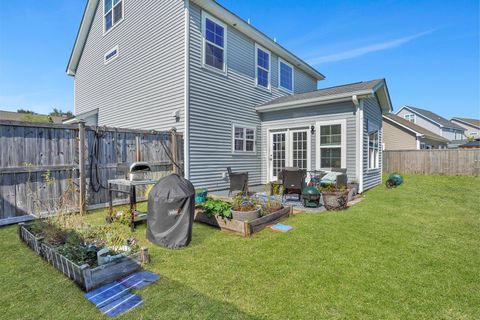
194 206 291 237
18 222 149 291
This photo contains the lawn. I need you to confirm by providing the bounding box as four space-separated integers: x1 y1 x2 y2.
0 175 479 319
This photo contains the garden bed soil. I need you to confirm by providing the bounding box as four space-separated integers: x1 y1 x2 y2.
18 222 149 292
194 206 291 237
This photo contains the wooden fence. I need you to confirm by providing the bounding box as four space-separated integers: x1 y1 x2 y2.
0 120 183 225
383 149 480 176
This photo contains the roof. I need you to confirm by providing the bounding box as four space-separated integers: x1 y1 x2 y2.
0 110 65 124
451 117 480 129
66 0 325 81
460 140 480 148
256 79 393 113
383 113 449 142
396 106 465 131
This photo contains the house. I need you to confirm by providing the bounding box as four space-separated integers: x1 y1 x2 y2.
450 117 480 139
459 139 480 149
382 114 449 150
66 0 393 193
396 106 465 141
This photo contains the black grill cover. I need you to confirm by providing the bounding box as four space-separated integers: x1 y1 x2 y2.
147 174 195 249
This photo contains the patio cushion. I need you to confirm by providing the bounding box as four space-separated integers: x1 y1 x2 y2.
320 171 342 184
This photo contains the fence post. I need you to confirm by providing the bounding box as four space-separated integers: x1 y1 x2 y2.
78 121 86 215
170 128 178 174
135 136 142 162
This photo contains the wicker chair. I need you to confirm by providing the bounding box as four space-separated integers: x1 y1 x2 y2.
227 167 248 195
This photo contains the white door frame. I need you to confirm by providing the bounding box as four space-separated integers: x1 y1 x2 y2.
267 126 311 182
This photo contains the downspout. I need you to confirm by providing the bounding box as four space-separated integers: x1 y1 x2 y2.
183 0 190 179
353 95 364 193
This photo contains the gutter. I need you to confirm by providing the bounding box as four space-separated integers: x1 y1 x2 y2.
184 0 191 179
353 95 364 193
256 90 374 113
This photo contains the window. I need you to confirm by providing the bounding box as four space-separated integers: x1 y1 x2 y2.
368 131 380 169
104 0 123 33
278 59 293 92
233 124 255 153
255 44 270 89
202 13 226 72
104 46 119 64
318 122 344 169
291 131 308 169
404 113 415 123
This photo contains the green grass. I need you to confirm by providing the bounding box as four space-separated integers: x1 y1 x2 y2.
1 175 479 319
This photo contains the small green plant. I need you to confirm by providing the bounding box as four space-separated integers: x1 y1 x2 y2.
203 197 232 219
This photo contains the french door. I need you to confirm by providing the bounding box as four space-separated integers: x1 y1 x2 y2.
269 128 310 181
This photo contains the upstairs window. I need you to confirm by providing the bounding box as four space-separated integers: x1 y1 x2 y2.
404 113 415 123
255 44 270 89
104 0 123 33
278 58 293 92
233 124 256 153
202 13 226 72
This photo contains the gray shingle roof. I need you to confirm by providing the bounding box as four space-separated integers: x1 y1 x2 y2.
261 79 385 107
383 113 449 142
404 106 465 131
451 117 480 129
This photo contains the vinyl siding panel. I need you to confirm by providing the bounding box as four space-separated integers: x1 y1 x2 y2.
382 118 417 150
187 3 317 190
363 97 383 190
74 0 185 132
397 109 441 137
260 102 358 184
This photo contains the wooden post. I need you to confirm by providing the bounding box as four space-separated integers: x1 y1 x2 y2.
78 121 86 215
135 136 141 162
170 128 178 174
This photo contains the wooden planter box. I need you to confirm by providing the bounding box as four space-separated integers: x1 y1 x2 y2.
18 223 149 292
194 206 291 237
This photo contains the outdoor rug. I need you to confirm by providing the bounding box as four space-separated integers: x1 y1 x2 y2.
85 271 160 317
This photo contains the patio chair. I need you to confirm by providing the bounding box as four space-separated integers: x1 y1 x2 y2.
227 167 248 195
281 167 306 201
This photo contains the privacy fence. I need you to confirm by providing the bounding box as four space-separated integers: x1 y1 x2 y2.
383 149 480 176
0 120 183 225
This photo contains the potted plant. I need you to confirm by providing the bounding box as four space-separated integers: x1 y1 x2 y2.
319 184 349 210
231 194 261 221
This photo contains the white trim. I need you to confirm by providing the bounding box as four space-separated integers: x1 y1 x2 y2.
201 11 227 74
103 0 124 36
358 100 364 193
231 122 256 154
278 57 294 93
267 130 287 181
254 43 271 90
315 119 347 171
256 92 374 112
367 130 380 170
184 0 190 179
289 128 311 171
104 45 119 64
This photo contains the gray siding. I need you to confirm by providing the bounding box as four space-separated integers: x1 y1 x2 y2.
74 0 185 132
397 109 442 137
187 3 317 190
260 101 358 184
363 97 383 190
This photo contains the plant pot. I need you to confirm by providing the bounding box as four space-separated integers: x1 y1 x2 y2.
322 190 349 210
230 206 261 221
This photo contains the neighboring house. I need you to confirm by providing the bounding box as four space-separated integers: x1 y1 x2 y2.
0 110 65 123
459 139 480 149
450 117 480 139
66 0 393 193
382 114 448 150
396 106 465 141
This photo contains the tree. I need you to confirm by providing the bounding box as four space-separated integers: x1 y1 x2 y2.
49 108 73 118
17 109 36 114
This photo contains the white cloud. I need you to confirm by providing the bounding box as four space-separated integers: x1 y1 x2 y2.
308 30 435 65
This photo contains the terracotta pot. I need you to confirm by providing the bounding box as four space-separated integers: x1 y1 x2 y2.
231 206 261 221
322 190 349 210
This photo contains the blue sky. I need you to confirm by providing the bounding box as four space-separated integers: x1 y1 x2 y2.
0 0 478 119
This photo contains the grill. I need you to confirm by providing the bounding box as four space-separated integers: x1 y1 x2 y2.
117 162 152 181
